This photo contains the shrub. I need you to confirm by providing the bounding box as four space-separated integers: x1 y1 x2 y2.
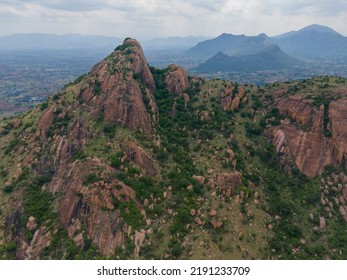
103 123 117 137
94 79 101 95
6 241 17 253
121 200 145 229
110 155 122 168
83 173 99 185
3 185 13 194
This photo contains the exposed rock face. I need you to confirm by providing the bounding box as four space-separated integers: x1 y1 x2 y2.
164 64 189 95
221 85 245 111
273 129 286 152
268 96 347 178
275 97 313 126
329 100 347 166
54 158 146 256
270 125 332 178
80 38 157 135
37 106 55 140
124 39 156 91
216 172 242 197
24 227 51 260
134 230 146 257
122 141 157 176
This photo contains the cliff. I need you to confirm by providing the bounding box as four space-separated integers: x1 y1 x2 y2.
268 93 347 178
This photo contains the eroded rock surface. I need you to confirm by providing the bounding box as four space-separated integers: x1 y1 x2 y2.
268 96 347 178
165 64 189 95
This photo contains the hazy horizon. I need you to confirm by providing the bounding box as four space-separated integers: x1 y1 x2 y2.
0 23 345 42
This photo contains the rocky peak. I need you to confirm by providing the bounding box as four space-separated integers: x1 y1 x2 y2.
121 38 156 91
164 64 189 95
79 38 157 135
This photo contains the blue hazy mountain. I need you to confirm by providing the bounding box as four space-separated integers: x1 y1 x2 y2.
189 24 347 60
271 24 347 58
0 33 121 50
224 33 271 57
194 44 300 73
187 33 248 57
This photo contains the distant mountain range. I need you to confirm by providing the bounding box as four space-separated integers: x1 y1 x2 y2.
271 24 347 58
190 24 347 73
187 33 247 57
195 45 300 73
0 33 209 51
1 24 347 74
141 36 210 50
0 34 121 50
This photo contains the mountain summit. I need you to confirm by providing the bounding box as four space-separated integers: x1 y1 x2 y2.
271 24 347 57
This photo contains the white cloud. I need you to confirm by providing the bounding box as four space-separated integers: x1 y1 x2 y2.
0 0 346 38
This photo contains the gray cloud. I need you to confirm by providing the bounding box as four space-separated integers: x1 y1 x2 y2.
253 0 347 16
0 0 346 38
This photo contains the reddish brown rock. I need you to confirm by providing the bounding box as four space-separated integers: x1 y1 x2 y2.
52 158 145 256
209 209 217 217
231 96 240 110
273 129 286 152
221 95 232 111
164 64 189 95
329 100 347 164
190 209 196 216
275 97 313 126
195 217 204 226
26 216 37 231
125 38 156 91
268 95 347 178
210 219 223 229
134 230 146 257
80 39 158 135
192 175 205 184
122 141 157 176
37 106 55 140
25 227 51 260
9 118 22 129
221 85 245 110
339 205 347 223
216 172 242 197
237 86 245 99
319 216 326 229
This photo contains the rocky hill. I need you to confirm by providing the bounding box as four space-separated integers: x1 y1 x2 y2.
194 45 300 73
188 24 347 60
0 39 346 260
271 24 347 58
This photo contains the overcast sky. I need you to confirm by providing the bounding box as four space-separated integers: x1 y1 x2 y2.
0 0 347 39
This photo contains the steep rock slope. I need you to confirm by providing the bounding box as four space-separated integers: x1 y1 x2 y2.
0 38 162 258
267 87 347 178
